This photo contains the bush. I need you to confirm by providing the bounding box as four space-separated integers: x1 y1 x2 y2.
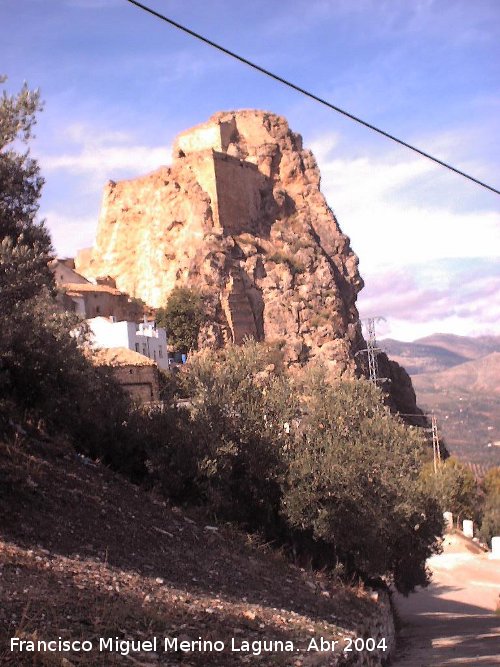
0 289 149 478
144 341 297 532
282 372 443 593
176 342 298 532
419 457 479 526
267 251 305 275
479 467 500 547
146 345 442 593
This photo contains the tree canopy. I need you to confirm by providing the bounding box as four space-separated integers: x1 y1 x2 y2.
479 466 500 547
156 286 204 354
419 457 478 524
282 373 443 594
0 78 140 474
146 346 443 594
0 76 53 308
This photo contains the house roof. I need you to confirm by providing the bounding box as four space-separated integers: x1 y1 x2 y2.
63 282 124 296
89 347 157 368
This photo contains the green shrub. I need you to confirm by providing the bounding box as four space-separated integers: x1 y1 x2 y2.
156 286 204 354
282 372 443 593
175 342 298 532
419 457 479 525
267 251 305 275
479 467 500 546
148 345 442 593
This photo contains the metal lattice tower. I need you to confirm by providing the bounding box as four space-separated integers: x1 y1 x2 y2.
365 318 380 383
356 317 388 384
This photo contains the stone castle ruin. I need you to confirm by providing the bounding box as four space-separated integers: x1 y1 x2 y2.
76 110 369 376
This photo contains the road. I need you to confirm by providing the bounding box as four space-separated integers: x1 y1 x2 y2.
392 532 500 666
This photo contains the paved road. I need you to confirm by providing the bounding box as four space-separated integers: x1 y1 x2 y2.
392 533 500 666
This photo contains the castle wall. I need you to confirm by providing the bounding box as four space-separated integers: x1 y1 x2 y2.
213 152 265 236
175 117 236 156
184 151 219 229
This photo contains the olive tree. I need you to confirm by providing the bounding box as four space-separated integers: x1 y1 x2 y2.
282 373 443 594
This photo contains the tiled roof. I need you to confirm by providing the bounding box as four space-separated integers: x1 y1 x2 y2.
63 282 123 296
89 347 157 367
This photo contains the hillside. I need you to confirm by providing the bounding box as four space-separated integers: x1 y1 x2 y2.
381 334 500 375
381 339 467 375
382 334 500 467
411 353 500 467
415 334 500 361
0 434 390 666
412 352 500 396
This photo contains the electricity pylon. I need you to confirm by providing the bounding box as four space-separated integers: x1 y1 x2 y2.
356 317 389 384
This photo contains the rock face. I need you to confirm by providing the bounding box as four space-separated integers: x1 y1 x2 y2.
76 110 366 373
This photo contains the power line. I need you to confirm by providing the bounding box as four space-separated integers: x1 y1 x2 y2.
125 0 499 196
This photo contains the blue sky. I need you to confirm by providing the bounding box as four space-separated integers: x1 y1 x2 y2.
2 0 499 340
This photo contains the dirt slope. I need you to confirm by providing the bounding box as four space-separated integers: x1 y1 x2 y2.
0 435 382 666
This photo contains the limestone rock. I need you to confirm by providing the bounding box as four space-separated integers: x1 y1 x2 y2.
76 110 366 374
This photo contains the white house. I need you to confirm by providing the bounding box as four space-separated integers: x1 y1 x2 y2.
88 317 169 370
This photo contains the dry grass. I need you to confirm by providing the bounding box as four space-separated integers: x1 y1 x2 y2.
0 435 379 666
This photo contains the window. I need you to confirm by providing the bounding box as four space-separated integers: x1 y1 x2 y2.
142 344 147 355
135 343 139 352
158 347 163 358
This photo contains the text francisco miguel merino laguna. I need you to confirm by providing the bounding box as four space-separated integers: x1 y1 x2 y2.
10 635 388 656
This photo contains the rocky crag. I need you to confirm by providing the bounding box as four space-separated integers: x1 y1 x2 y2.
75 108 432 429
76 110 365 375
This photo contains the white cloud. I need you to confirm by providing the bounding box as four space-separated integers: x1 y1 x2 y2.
311 135 500 272
309 130 500 339
357 259 500 340
41 125 170 177
42 144 169 176
42 210 98 258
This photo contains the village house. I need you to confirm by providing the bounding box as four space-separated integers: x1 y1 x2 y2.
50 257 90 285
50 258 144 322
90 347 160 403
88 316 169 371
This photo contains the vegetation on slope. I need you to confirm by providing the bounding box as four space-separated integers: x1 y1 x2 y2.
0 432 383 667
1 76 444 600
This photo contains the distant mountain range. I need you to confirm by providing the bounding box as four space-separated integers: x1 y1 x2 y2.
381 334 500 468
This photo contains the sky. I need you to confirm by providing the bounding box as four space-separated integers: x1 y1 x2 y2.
2 0 499 341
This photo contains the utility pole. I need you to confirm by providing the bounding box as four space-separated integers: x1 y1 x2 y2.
431 414 441 473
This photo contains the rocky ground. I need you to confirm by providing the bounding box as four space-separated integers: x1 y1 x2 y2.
0 432 386 666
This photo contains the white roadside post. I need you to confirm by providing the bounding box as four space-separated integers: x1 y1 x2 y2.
490 536 500 559
462 520 474 539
